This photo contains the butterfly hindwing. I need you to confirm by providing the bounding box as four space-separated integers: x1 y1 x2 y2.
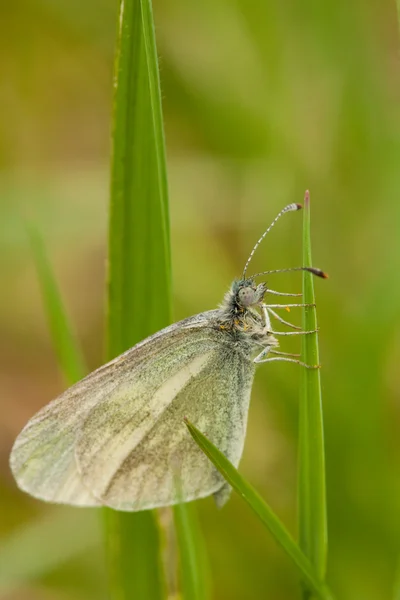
75 340 255 510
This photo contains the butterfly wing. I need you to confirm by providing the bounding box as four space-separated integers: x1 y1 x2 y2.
10 310 255 510
75 337 255 510
10 311 219 505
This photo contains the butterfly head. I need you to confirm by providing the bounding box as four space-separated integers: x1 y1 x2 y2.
233 279 267 308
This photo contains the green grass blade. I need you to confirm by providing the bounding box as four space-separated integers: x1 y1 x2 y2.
28 224 86 384
298 191 328 595
107 0 170 353
185 420 335 600
104 510 165 600
106 1 203 598
174 502 211 600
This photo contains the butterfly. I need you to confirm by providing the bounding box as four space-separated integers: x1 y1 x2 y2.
10 202 326 511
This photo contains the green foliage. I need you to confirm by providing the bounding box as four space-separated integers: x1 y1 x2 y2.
3 0 400 598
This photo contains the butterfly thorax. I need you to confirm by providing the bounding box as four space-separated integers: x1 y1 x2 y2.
214 279 278 352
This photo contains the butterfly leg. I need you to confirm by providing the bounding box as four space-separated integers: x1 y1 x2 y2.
260 303 273 330
270 350 300 358
265 303 316 309
267 307 301 330
260 304 316 335
272 330 318 336
267 289 302 297
254 349 319 369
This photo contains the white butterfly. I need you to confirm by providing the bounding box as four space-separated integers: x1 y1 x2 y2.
10 203 326 511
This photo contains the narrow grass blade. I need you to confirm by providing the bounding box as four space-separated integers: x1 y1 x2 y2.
106 0 204 598
104 510 165 600
7 231 97 591
185 420 335 600
28 224 86 384
298 191 328 595
174 502 211 600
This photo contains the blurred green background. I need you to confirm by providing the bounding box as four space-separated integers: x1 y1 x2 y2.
1 0 400 598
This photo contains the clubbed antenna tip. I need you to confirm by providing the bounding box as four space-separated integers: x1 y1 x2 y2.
296 203 303 210
306 267 328 279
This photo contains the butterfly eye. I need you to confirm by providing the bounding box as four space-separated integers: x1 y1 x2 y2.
238 287 256 307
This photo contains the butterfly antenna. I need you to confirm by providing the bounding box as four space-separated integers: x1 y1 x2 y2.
251 266 328 279
242 203 302 279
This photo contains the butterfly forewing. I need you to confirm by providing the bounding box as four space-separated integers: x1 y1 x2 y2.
9 367 118 506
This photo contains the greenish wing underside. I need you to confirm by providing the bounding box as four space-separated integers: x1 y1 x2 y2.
10 312 255 510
